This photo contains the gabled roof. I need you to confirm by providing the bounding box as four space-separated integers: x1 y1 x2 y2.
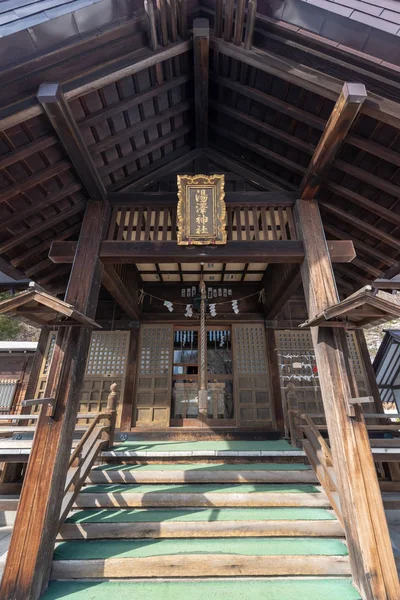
1 1 400 296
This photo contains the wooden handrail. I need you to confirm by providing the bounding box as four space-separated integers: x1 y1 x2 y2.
59 382 118 527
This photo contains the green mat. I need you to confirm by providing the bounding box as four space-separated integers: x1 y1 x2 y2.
110 440 296 452
54 537 348 560
66 507 336 523
41 579 361 600
81 482 320 494
94 463 310 472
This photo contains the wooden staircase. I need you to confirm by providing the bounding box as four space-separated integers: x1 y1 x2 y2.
40 453 361 599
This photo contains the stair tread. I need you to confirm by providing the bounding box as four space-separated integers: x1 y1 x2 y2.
41 579 361 600
110 441 295 452
80 483 321 494
93 463 311 472
54 538 348 559
65 507 337 523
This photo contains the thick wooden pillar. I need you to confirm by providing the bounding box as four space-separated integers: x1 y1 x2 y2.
1 200 110 600
120 326 140 431
294 198 400 600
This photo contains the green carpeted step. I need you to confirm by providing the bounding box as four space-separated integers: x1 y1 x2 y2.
65 507 336 523
109 440 296 452
54 537 348 560
80 483 320 494
93 463 310 472
41 579 361 600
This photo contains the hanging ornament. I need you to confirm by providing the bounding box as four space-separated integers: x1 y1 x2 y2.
209 303 217 317
184 304 193 318
231 299 239 314
163 300 174 312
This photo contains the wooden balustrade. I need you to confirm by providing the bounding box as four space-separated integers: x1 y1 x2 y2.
288 406 399 598
0 382 118 529
108 204 297 242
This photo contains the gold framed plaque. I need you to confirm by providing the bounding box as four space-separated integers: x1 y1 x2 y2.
177 174 226 245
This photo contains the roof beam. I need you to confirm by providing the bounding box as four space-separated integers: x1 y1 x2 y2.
50 240 305 264
37 83 106 200
193 18 209 151
50 239 353 265
300 82 367 200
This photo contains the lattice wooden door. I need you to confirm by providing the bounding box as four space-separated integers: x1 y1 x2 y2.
80 331 130 427
134 325 173 427
36 331 130 427
232 324 274 428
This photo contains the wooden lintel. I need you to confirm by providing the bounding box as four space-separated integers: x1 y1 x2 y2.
49 239 353 265
300 82 367 200
37 83 106 200
193 18 209 150
50 240 305 264
108 191 298 206
102 265 140 321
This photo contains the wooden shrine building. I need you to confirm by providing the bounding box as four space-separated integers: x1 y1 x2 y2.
1 0 400 599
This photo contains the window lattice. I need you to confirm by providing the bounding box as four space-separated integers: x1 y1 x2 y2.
85 332 129 376
235 325 267 374
140 326 172 375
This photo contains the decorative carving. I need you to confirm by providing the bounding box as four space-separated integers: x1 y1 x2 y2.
177 174 226 245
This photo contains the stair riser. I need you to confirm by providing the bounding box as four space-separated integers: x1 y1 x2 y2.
51 555 351 579
74 492 330 509
58 520 344 539
87 471 318 484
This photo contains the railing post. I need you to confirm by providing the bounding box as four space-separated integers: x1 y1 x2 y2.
105 382 118 449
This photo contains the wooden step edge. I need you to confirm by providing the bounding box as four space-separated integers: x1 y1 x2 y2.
51 554 352 579
86 471 318 484
58 519 344 539
74 492 331 509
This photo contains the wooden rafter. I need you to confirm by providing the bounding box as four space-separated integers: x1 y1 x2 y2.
193 18 209 150
0 202 85 255
37 83 106 200
323 223 398 268
204 148 288 191
0 182 83 233
300 82 367 200
98 125 191 178
210 38 400 128
319 200 400 251
11 223 81 268
1 41 193 132
114 148 200 192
